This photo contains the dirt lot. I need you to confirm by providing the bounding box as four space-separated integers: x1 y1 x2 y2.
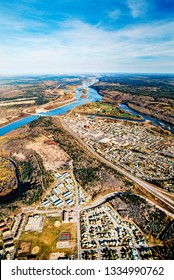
26 135 72 171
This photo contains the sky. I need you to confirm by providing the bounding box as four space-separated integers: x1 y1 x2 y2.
0 0 174 75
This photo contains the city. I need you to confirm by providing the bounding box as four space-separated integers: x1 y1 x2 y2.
64 114 174 190
0 0 174 262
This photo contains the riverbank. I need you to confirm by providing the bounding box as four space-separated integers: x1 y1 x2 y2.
87 113 145 122
0 98 78 130
119 103 174 134
127 102 174 127
0 79 103 136
2 76 172 136
92 85 174 129
43 97 76 110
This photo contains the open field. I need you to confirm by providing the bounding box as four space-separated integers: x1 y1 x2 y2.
18 217 77 259
26 135 72 171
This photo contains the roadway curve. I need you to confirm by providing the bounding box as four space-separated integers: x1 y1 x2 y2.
59 117 174 214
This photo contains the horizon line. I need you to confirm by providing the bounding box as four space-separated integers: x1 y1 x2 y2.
0 72 174 78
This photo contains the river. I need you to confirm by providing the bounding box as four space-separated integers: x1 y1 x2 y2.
119 104 174 134
0 79 103 136
0 79 174 136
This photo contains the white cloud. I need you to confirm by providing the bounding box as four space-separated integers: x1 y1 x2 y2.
108 9 121 20
126 0 148 18
0 18 173 74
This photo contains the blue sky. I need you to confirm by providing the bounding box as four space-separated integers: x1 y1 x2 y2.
0 0 174 74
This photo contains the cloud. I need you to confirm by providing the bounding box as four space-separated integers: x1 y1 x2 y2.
0 16 173 74
126 0 148 18
107 9 121 20
0 11 47 34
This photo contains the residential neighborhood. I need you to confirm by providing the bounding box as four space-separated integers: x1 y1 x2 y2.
64 115 174 191
80 204 152 260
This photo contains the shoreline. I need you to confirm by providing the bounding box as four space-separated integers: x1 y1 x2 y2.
43 97 76 111
125 102 174 128
1 80 173 136
0 80 97 132
0 113 29 129
121 102 174 133
92 87 174 131
43 98 76 112
0 99 77 130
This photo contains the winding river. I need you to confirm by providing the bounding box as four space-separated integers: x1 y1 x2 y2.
0 79 174 136
119 104 174 134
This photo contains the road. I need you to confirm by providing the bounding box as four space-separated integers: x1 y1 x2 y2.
80 191 174 218
81 192 117 211
59 117 174 213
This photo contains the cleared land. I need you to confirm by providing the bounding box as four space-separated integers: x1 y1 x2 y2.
26 135 72 171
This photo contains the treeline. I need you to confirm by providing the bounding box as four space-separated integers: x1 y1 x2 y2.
93 74 174 100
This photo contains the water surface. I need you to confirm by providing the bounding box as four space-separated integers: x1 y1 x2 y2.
0 80 102 136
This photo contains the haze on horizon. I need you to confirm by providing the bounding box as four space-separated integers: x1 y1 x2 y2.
0 0 174 75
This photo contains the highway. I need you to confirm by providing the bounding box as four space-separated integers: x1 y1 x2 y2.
59 117 174 213
81 192 117 211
